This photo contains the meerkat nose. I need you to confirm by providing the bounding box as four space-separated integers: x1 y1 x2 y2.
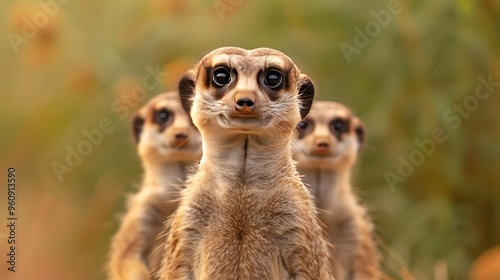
317 142 329 149
234 91 257 113
175 133 188 141
174 133 189 147
314 142 331 155
235 98 255 112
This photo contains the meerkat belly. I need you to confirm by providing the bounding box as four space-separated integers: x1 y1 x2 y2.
194 186 292 279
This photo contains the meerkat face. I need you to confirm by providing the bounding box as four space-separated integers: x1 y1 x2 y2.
132 91 202 164
177 47 314 141
293 101 365 170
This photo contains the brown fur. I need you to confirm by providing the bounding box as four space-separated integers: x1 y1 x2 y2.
293 101 380 280
108 92 202 280
159 47 334 280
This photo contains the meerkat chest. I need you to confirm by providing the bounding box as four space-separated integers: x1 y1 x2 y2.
186 181 299 279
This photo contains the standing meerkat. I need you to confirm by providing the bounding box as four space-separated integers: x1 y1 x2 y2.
293 101 380 280
108 91 202 280
160 47 334 280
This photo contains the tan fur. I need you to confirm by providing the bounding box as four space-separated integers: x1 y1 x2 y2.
293 101 380 280
160 47 334 280
108 91 202 280
470 246 500 280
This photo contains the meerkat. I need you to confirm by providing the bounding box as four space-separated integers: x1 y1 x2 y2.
108 91 202 280
159 47 334 280
293 101 379 280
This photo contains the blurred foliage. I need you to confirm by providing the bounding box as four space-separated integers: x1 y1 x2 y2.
0 0 499 279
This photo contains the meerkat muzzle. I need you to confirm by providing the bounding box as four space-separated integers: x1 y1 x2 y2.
313 141 332 155
312 136 333 155
174 132 189 148
169 127 191 148
234 91 257 114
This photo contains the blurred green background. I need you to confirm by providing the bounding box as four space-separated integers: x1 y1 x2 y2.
0 0 499 279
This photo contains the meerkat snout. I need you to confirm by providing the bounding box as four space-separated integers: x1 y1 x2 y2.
234 91 256 114
315 140 331 154
173 131 189 147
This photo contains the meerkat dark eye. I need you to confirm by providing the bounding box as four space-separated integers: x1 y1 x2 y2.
264 70 282 89
212 66 231 87
297 121 309 130
156 109 171 124
296 120 313 139
330 118 347 133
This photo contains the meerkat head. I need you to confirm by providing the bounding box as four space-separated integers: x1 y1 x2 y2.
293 101 365 170
177 47 314 144
132 91 202 164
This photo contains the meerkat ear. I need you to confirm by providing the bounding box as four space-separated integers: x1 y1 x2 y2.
354 121 366 151
297 74 315 119
178 70 197 114
132 114 145 143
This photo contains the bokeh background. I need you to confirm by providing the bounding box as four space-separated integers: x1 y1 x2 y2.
1 0 499 279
